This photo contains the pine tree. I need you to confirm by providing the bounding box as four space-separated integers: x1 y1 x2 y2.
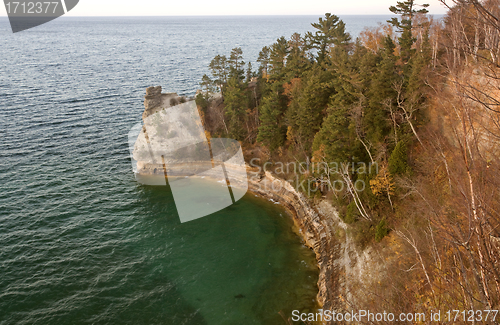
407 27 431 101
312 107 359 163
269 37 289 81
285 65 335 152
365 36 399 144
257 83 287 151
200 74 215 95
306 13 349 63
196 74 215 111
328 44 360 110
257 46 270 78
223 77 247 140
331 19 351 55
285 33 311 81
388 140 411 175
388 1 429 75
228 47 245 82
246 62 253 84
209 55 229 94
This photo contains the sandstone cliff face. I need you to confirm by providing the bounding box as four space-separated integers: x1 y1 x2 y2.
247 171 339 315
135 86 191 176
142 86 184 120
144 86 162 113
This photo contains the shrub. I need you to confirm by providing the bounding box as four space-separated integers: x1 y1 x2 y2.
195 93 209 111
388 141 410 175
343 201 359 224
375 219 390 242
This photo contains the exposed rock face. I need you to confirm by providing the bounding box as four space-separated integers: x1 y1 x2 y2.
135 86 192 177
142 86 183 120
248 171 388 323
247 171 339 318
134 87 248 195
144 86 162 110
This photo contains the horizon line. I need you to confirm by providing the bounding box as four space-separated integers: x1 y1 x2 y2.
0 13 446 17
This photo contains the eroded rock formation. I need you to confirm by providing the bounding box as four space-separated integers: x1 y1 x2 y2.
142 86 184 120
247 171 386 324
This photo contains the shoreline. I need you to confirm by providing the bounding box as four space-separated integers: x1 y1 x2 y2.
135 168 340 311
247 170 339 315
135 167 339 314
134 166 382 323
247 170 391 324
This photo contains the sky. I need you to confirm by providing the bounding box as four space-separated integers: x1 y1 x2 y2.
1 0 448 16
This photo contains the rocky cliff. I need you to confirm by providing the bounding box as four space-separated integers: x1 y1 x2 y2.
134 86 194 176
143 86 185 120
247 171 386 323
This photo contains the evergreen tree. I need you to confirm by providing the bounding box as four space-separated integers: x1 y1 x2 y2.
257 83 287 151
328 41 360 110
331 19 351 54
407 27 431 101
200 74 215 95
365 36 399 144
388 1 429 74
246 62 254 84
355 41 379 92
388 140 410 175
269 37 289 81
285 33 311 81
287 65 334 151
196 74 215 111
223 77 247 140
312 107 359 163
257 46 270 78
306 13 350 63
228 47 245 82
209 55 229 94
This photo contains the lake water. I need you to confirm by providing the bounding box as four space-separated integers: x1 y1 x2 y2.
0 15 395 324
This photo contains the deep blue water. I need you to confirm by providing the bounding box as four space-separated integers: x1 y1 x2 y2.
0 16 394 324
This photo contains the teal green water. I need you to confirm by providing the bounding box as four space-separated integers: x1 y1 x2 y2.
1 177 319 324
133 186 320 324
